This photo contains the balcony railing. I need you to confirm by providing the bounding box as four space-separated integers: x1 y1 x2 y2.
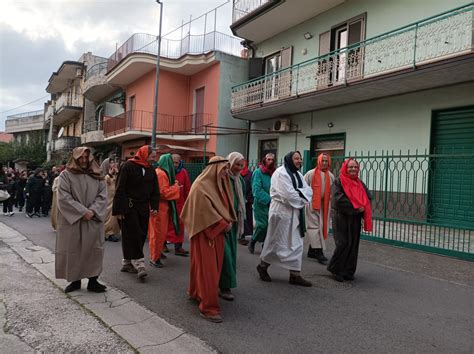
83 120 102 133
231 3 473 111
84 62 108 89
52 136 81 151
107 31 243 72
103 110 211 138
55 93 83 111
7 110 43 120
232 0 273 23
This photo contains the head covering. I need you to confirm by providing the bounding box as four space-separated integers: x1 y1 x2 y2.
130 145 152 168
100 157 111 176
240 160 249 177
227 152 246 237
175 159 185 174
283 151 306 236
339 158 373 232
66 147 103 180
259 153 276 176
158 153 180 234
180 156 237 238
311 153 332 239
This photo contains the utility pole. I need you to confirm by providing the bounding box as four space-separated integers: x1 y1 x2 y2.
151 0 163 148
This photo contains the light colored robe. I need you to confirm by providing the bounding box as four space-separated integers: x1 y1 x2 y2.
104 174 120 237
51 177 60 231
304 169 335 250
55 170 107 282
260 166 313 271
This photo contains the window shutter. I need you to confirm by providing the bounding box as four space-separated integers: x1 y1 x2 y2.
319 31 331 55
248 57 264 79
348 19 364 45
280 46 293 68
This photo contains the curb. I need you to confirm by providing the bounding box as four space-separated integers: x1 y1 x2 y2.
0 222 215 353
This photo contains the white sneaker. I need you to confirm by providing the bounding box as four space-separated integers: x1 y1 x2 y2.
3 213 8 216
9 212 14 216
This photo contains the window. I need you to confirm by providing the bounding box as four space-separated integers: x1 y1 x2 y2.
319 14 366 84
259 139 278 161
194 87 205 132
310 133 346 160
263 47 292 101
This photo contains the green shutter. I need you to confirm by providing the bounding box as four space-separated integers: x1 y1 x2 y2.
429 106 474 227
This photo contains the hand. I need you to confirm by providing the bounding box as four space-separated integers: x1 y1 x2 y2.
151 209 158 216
358 207 365 213
225 222 232 232
83 210 94 221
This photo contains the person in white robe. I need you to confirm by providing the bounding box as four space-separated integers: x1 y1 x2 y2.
257 151 313 287
304 153 335 264
55 147 108 294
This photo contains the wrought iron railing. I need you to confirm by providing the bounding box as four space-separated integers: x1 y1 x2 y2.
7 110 44 119
103 110 212 137
231 3 473 111
52 136 81 151
232 0 273 22
83 120 102 133
107 31 243 72
85 62 108 81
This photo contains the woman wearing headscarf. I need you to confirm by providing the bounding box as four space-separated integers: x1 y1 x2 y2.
256 151 313 287
248 153 276 254
148 153 180 268
181 156 237 323
219 152 246 301
328 158 372 282
113 145 159 280
304 153 335 264
240 160 253 245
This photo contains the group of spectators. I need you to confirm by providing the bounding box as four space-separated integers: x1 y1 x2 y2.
0 164 60 217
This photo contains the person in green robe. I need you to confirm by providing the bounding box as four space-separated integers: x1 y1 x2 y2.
248 153 276 254
219 152 246 301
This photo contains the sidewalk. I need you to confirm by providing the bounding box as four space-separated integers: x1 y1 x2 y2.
0 222 215 353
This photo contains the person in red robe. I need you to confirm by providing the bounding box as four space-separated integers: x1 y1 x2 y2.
166 153 191 256
181 156 237 323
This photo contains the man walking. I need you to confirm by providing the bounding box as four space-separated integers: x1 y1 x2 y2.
25 169 44 217
113 145 159 280
55 147 108 293
304 153 334 264
256 151 313 286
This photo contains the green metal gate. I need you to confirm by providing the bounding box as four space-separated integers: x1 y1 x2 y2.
429 106 474 227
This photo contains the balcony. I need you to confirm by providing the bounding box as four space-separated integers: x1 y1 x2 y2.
83 62 117 102
231 0 344 43
81 120 105 145
54 93 83 126
102 110 211 143
52 136 81 152
106 31 243 73
231 4 474 120
5 110 45 134
46 61 84 94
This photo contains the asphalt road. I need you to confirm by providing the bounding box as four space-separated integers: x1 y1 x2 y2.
2 211 473 353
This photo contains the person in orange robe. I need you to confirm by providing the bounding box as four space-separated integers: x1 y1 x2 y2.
148 153 180 268
181 156 237 323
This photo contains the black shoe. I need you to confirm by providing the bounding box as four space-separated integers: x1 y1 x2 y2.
19 208 23 212
289 275 312 287
256 264 272 282
150 259 164 268
106 235 120 242
65 280 81 293
248 240 256 254
343 274 355 281
307 246 317 259
332 273 344 282
87 278 107 293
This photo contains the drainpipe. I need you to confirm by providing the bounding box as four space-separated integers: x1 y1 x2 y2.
151 0 163 149
246 120 251 160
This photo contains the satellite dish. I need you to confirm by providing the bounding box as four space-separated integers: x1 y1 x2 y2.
57 127 65 138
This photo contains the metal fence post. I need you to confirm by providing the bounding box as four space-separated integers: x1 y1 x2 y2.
382 151 389 239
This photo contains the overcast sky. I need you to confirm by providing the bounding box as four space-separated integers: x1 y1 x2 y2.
0 0 233 130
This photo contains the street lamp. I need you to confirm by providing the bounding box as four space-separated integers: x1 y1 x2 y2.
151 0 163 148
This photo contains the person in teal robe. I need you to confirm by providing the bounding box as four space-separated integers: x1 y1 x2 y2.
248 153 276 254
219 152 246 301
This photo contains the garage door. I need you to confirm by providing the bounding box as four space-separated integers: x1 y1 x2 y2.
429 106 474 227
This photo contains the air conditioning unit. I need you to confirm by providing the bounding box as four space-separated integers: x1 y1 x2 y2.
273 118 291 132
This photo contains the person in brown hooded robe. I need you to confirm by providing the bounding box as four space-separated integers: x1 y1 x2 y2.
55 147 108 293
181 156 237 323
